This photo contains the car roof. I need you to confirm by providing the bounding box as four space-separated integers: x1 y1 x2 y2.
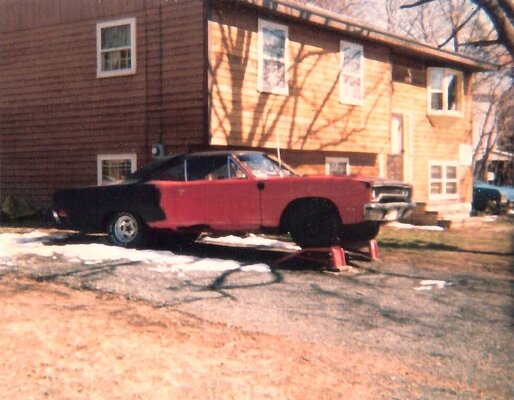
184 150 266 158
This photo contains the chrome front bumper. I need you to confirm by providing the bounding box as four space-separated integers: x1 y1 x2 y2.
364 202 415 222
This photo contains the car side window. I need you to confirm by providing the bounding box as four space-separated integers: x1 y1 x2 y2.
152 159 186 181
186 156 246 181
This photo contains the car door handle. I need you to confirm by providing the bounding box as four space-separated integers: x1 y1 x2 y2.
257 182 265 191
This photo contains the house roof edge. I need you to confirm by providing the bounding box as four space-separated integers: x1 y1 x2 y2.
230 0 498 72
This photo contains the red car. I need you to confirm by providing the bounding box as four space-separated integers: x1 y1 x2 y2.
52 151 414 249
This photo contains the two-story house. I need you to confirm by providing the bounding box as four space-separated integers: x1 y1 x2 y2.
0 0 495 220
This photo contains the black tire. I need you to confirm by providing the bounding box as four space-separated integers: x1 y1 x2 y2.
288 200 342 248
107 212 147 248
339 222 380 243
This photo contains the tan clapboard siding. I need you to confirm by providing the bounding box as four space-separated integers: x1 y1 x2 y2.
392 79 473 203
0 0 206 205
209 1 392 159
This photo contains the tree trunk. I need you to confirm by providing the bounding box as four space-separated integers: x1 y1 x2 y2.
472 0 514 58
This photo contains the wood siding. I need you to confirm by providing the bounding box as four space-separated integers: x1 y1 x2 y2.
0 0 206 206
391 74 474 208
209 1 475 208
208 0 390 177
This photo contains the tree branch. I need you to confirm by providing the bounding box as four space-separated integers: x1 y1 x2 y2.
400 0 437 9
438 7 481 48
461 39 502 46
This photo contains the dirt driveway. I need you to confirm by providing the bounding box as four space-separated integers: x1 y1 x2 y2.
0 218 513 399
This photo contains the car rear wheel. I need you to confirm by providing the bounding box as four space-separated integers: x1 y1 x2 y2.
107 212 147 248
288 200 342 248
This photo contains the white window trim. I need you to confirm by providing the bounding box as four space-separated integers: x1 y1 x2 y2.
340 41 364 106
428 161 459 200
427 67 463 116
97 153 137 185
257 19 289 96
96 18 136 78
325 157 351 176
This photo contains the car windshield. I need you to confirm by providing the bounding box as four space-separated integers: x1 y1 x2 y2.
237 153 296 178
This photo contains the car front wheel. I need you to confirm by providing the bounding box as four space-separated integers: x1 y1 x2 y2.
107 212 147 248
288 200 342 248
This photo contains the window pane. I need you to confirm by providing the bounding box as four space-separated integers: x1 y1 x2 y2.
431 92 443 110
430 182 442 194
446 74 458 111
262 27 286 59
431 165 442 179
430 69 443 90
262 59 286 91
102 25 130 49
101 25 130 49
102 159 132 184
102 50 132 71
328 161 348 176
446 182 457 194
446 166 457 179
343 75 361 100
343 47 361 74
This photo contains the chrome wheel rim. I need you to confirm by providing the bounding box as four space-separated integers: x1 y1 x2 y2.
114 215 138 243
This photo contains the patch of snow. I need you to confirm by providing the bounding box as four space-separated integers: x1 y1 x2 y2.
414 279 452 291
388 222 444 231
0 231 270 274
201 233 301 250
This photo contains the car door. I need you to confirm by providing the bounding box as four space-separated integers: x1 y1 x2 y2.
148 157 208 229
201 156 261 230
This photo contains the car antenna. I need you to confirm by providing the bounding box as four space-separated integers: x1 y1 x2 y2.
276 129 283 177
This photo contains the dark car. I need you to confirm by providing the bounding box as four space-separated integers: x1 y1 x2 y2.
52 151 414 249
472 180 513 214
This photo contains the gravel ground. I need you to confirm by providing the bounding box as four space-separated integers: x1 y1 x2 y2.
1 219 513 399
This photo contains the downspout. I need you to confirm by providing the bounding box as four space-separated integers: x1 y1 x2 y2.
144 0 150 164
203 0 212 150
158 4 164 145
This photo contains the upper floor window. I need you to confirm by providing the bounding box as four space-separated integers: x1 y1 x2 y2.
427 68 463 114
97 18 136 78
340 41 364 105
258 19 289 95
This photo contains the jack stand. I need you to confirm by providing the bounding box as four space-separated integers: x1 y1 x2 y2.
343 239 380 261
275 246 347 272
274 240 380 272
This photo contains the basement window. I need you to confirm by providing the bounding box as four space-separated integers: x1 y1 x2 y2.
97 154 137 185
340 41 364 105
427 68 463 115
97 18 136 78
429 161 458 199
325 157 350 176
258 19 289 95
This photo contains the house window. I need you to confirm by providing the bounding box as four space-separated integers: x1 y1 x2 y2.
97 154 137 185
429 162 458 198
97 18 136 78
427 68 463 114
325 157 350 176
258 19 289 95
340 41 363 105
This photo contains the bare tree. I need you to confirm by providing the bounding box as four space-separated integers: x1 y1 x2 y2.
401 0 514 59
